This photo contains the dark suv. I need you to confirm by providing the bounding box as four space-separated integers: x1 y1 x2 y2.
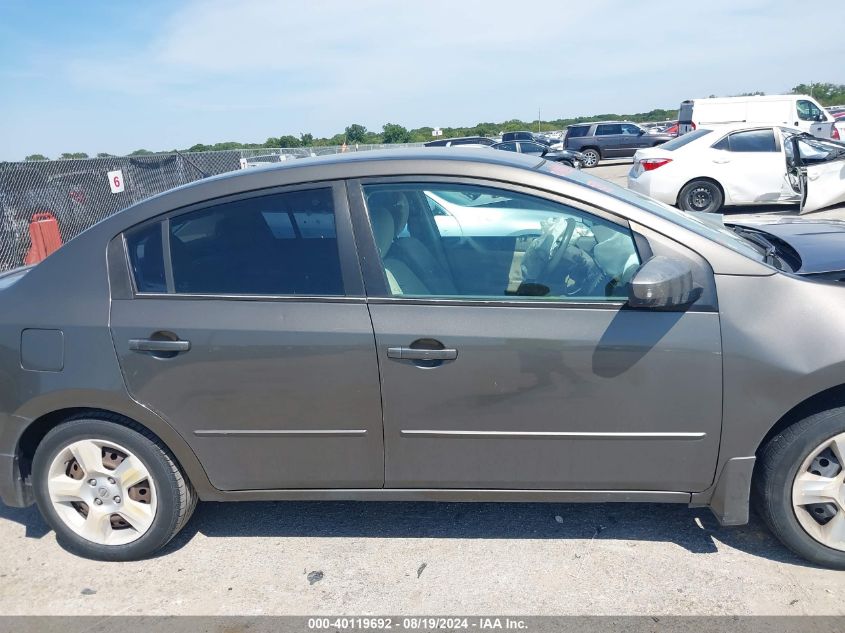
564 122 673 167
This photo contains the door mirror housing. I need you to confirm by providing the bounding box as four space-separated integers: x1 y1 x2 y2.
628 256 702 310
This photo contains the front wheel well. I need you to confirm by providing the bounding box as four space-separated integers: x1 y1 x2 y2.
675 177 725 207
756 383 845 457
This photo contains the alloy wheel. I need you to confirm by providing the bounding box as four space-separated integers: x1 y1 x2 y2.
47 438 157 546
791 432 845 552
581 150 599 167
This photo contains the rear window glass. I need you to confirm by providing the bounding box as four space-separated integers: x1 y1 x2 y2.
596 124 623 135
659 129 712 151
167 189 343 296
727 129 778 152
567 126 591 138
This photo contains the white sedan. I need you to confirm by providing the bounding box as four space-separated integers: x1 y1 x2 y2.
628 124 845 214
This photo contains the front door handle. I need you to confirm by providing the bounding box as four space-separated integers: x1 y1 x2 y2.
712 158 731 164
387 347 458 361
129 339 191 353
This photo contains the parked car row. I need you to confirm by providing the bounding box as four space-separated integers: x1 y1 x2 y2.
426 132 584 168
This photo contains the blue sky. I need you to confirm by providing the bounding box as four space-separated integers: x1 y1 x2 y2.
1 0 842 161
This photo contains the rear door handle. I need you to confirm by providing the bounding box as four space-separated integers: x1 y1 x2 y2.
129 339 191 353
712 159 730 164
387 347 458 361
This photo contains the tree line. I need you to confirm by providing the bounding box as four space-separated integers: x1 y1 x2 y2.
23 83 845 161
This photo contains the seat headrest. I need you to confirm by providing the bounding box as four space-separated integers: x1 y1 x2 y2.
367 190 410 237
368 201 395 257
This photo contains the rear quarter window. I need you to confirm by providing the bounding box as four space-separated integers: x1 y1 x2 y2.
567 126 591 138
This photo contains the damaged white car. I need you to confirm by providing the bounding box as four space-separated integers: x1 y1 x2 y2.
628 124 845 214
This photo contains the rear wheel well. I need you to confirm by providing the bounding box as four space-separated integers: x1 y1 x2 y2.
17 408 166 481
756 384 845 457
675 177 725 207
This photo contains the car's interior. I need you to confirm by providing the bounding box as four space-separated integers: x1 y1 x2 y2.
364 184 640 300
166 189 344 296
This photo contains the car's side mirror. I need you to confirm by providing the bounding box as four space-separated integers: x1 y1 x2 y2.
541 148 548 156
816 113 827 122
627 256 702 310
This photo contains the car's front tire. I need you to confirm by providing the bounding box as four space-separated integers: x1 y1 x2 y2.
580 148 600 168
32 415 196 561
677 180 723 213
755 408 845 569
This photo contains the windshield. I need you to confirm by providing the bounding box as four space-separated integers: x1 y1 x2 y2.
658 129 712 151
541 161 764 261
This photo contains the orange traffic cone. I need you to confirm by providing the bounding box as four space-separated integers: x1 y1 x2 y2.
24 212 63 265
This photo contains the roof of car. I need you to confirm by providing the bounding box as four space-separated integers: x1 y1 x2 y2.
138 148 544 203
568 121 637 127
697 122 801 133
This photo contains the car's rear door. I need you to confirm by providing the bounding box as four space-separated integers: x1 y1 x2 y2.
350 177 722 492
109 183 384 491
710 128 793 204
594 124 625 158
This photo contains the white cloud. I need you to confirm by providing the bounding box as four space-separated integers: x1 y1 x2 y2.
3 0 843 158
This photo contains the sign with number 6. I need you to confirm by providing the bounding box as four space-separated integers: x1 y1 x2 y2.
107 169 125 194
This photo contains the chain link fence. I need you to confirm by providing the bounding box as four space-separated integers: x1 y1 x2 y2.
0 143 423 271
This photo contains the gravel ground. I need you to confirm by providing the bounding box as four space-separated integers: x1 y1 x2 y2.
2 499 845 615
2 160 845 617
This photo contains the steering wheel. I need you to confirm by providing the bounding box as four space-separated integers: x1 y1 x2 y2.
540 218 577 280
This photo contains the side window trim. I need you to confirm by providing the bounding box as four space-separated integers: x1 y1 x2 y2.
121 181 364 299
349 176 639 305
161 218 175 294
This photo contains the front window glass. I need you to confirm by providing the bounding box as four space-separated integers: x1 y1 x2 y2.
519 142 546 154
797 100 823 122
495 142 517 152
363 183 640 301
541 162 764 262
167 188 344 295
621 124 642 135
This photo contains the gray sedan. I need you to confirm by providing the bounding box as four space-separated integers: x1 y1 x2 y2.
2 149 845 567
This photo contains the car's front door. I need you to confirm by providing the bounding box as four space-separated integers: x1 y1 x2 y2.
621 123 651 154
787 134 845 213
109 184 384 491
352 179 722 492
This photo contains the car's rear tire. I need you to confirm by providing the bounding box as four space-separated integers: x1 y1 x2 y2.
32 415 197 561
678 180 723 213
580 148 600 168
754 408 845 569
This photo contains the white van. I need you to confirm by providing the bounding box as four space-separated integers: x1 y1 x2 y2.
678 95 839 140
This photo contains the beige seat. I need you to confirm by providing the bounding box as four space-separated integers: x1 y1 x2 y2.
368 191 458 295
368 194 430 295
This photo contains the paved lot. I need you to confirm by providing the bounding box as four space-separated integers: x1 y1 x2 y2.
3 161 845 617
